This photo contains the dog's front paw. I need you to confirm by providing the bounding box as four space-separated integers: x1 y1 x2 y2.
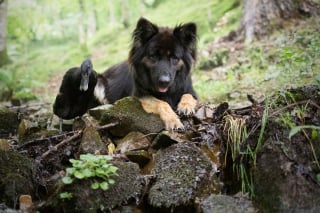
177 94 197 115
162 112 184 130
140 97 184 131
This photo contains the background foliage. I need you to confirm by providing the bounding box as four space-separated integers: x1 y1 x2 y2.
1 0 319 107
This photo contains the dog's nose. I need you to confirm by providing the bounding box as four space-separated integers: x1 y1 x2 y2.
159 75 170 84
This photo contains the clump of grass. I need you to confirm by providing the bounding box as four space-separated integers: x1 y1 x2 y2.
224 114 254 195
223 98 270 196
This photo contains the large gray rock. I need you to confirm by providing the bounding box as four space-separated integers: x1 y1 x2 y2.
148 142 220 209
200 194 256 213
42 161 143 213
115 131 151 154
254 138 320 212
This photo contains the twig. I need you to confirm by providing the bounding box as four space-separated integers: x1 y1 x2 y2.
18 131 77 149
41 122 119 158
41 131 82 158
95 121 119 131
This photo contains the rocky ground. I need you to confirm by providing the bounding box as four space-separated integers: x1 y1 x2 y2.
0 85 320 213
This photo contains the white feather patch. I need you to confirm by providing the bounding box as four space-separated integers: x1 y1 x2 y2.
94 83 108 104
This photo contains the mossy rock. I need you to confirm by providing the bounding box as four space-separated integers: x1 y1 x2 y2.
78 125 107 154
42 161 142 213
100 97 164 137
0 150 36 207
200 194 256 213
253 119 320 212
0 106 19 136
148 142 220 210
254 141 320 212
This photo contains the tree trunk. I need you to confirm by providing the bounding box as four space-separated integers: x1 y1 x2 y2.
121 0 129 28
0 0 9 66
108 0 116 27
238 0 320 42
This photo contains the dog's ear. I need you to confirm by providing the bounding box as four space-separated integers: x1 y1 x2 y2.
132 17 158 47
173 22 197 50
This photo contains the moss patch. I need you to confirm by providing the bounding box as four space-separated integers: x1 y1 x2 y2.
100 97 164 137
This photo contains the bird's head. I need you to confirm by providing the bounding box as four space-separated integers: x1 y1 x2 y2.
79 58 93 91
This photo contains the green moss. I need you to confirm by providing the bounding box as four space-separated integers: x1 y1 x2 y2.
0 150 36 207
100 97 164 137
0 106 19 133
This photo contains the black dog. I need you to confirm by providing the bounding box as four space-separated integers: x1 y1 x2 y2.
99 17 198 129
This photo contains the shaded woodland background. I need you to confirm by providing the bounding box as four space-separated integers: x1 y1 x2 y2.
0 0 319 107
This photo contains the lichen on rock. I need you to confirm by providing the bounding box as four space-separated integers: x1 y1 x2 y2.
148 142 220 209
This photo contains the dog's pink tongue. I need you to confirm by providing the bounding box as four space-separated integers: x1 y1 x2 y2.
158 87 168 93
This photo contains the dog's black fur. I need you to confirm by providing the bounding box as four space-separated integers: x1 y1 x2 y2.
53 18 198 130
100 61 132 104
103 17 198 110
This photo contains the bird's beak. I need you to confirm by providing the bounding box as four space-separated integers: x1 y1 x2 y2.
80 73 89 91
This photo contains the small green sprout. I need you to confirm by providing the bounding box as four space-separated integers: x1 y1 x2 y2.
61 154 118 191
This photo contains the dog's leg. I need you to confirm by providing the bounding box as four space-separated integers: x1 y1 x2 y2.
177 94 197 115
140 97 184 130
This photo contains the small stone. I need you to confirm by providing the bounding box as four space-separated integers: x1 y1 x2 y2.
151 131 185 150
195 105 206 120
79 125 107 154
19 194 33 212
125 150 152 167
17 119 40 140
115 131 150 154
0 139 9 151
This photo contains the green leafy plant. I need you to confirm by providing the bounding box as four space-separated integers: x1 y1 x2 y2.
59 192 73 201
60 154 118 199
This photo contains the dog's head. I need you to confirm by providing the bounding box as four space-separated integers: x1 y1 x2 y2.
129 17 197 95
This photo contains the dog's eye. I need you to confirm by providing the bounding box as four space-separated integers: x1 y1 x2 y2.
148 54 157 61
171 56 179 65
